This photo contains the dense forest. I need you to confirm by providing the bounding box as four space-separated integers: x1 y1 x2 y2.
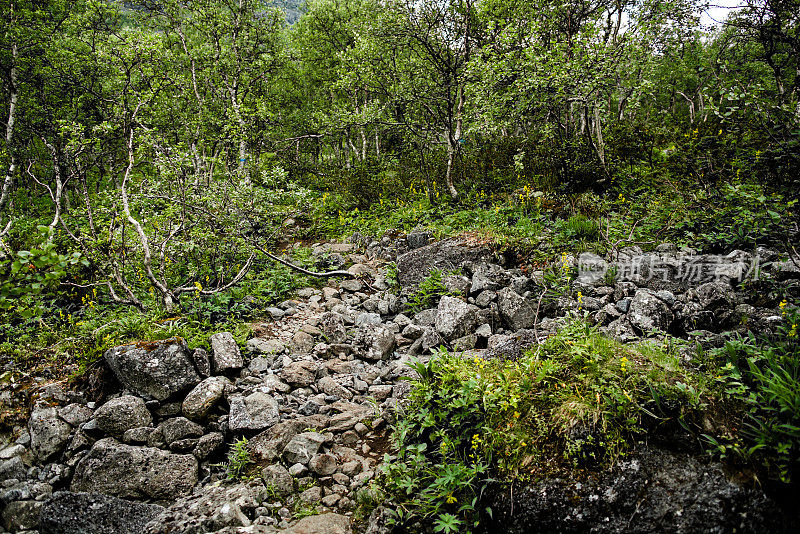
1 0 800 532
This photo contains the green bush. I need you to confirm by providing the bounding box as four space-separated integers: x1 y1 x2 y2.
714 301 800 482
380 321 710 531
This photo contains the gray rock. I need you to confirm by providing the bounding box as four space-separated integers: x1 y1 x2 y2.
39 491 164 534
283 432 328 465
396 237 491 289
299 485 323 504
470 263 510 295
104 339 200 401
193 432 224 460
318 376 353 400
2 500 40 532
71 438 198 500
435 296 479 341
228 392 280 432
29 403 72 462
475 290 497 307
340 279 364 293
497 287 538 330
0 456 26 483
262 463 293 495
406 231 431 250
190 348 212 378
122 427 157 445
452 334 478 350
57 404 93 427
577 252 609 285
95 395 152 438
142 481 267 533
353 325 397 360
627 289 674 334
158 417 203 445
321 312 348 344
309 453 338 476
282 360 319 387
355 312 382 327
402 323 424 340
182 376 230 420
484 448 786 534
413 307 438 327
291 331 316 353
246 338 285 355
210 332 243 373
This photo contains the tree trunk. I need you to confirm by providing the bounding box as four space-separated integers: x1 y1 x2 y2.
1 42 18 219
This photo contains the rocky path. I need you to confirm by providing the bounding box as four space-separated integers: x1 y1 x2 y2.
1 234 798 533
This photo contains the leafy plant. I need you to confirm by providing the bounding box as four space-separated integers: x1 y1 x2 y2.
713 301 800 482
225 438 254 481
406 269 460 313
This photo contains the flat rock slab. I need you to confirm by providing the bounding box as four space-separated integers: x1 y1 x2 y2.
396 237 491 289
104 339 200 401
286 513 352 534
71 438 198 500
39 491 164 534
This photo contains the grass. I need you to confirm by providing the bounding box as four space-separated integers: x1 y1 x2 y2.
379 318 716 531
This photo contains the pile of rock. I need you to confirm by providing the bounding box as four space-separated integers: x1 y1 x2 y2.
2 234 796 533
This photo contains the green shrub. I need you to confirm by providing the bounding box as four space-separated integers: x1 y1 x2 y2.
380 321 710 531
714 301 800 482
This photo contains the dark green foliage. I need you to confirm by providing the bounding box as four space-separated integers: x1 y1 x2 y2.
714 303 800 482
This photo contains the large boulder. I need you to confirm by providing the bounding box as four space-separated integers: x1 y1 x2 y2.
94 395 152 438
103 339 200 401
71 438 198 500
396 237 491 289
39 492 164 534
29 402 72 462
435 296 479 341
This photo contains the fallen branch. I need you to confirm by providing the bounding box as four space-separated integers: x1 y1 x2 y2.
251 242 356 279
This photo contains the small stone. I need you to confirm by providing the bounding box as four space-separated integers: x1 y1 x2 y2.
158 417 203 445
283 432 328 465
193 432 224 460
57 404 93 427
191 348 212 378
262 464 293 495
291 331 315 353
288 463 307 477
354 423 369 436
310 453 338 476
247 338 286 356
299 485 323 504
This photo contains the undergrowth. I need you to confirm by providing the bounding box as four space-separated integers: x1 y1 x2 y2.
379 319 712 532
